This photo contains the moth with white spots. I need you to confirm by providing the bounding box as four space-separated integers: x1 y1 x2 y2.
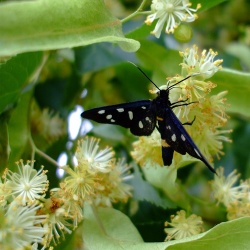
81 70 216 174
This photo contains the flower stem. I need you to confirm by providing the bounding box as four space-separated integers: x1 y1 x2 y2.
121 0 151 23
36 147 60 168
29 136 60 168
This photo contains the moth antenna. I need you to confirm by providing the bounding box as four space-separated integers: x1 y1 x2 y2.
129 61 161 91
168 73 200 90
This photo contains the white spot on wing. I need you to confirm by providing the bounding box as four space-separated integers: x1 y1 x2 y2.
166 125 171 130
117 108 124 112
141 106 146 109
171 134 176 142
145 117 150 122
139 121 143 128
106 114 112 119
181 134 186 141
98 110 105 114
128 111 133 120
111 119 115 122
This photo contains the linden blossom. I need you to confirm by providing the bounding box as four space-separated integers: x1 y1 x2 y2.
145 0 201 38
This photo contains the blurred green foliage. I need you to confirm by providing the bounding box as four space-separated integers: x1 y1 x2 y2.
0 0 250 249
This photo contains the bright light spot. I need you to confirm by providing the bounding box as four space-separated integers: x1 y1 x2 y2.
66 141 73 150
57 152 67 166
68 105 84 140
72 155 78 167
80 88 88 98
68 105 93 139
80 119 93 136
56 168 65 178
56 152 67 178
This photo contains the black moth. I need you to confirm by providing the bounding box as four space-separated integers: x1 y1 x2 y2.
81 68 216 174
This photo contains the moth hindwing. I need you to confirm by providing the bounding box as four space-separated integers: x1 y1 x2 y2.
81 72 215 174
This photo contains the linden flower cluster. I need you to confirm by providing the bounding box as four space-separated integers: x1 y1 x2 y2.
0 160 48 249
145 0 201 38
60 137 133 206
31 100 66 143
132 45 231 169
164 210 204 241
43 137 133 246
211 167 250 220
0 138 132 249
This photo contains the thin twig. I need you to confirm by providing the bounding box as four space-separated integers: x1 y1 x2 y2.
29 136 60 168
121 0 150 23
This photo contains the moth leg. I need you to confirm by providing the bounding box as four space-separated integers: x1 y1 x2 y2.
182 116 196 126
171 101 198 109
171 98 189 105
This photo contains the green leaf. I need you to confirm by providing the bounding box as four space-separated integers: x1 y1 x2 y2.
135 40 182 85
211 68 250 117
8 90 32 167
0 116 10 170
92 124 125 142
142 163 178 196
191 0 228 11
0 0 140 56
141 162 193 209
83 205 143 250
128 24 182 78
166 217 250 250
225 43 250 70
131 164 176 209
84 208 250 250
75 43 137 73
115 63 151 101
127 22 155 41
0 52 43 114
